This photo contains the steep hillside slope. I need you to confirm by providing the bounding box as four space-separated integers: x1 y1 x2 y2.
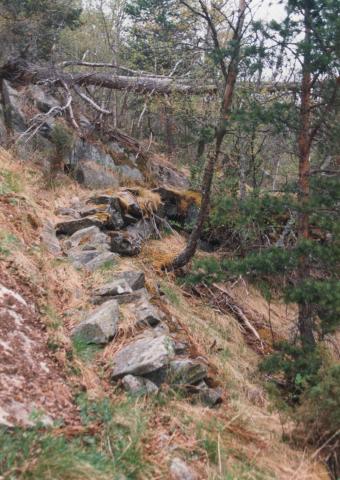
0 147 329 479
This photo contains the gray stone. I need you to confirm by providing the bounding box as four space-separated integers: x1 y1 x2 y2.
107 198 125 229
84 251 118 272
29 85 60 113
56 216 105 236
116 164 144 182
93 271 145 298
109 231 142 256
134 299 164 327
73 161 119 190
68 249 99 268
151 162 190 189
170 458 197 480
41 221 62 256
194 381 223 407
93 287 149 306
69 139 114 168
71 300 120 344
122 375 158 396
94 279 133 297
167 359 208 385
112 335 175 380
64 226 110 251
126 219 157 241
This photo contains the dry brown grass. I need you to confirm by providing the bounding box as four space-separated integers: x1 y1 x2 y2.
140 233 186 271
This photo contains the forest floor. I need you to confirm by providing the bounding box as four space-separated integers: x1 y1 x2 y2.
0 147 330 479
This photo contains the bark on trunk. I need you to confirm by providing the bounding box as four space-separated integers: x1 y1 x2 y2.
296 3 315 349
0 58 216 95
166 0 246 271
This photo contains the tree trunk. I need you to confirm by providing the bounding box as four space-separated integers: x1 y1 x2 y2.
0 58 216 96
166 0 246 271
296 3 315 349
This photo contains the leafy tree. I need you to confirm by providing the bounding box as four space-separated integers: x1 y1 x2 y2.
0 0 82 61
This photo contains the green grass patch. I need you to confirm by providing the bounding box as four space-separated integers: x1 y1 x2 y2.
0 169 22 195
0 232 21 257
0 396 151 480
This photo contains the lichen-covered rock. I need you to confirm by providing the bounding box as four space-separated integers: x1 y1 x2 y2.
122 374 158 395
71 300 120 344
111 335 175 379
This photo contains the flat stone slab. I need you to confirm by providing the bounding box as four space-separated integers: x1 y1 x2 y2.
56 217 103 236
93 287 150 306
71 300 120 344
122 374 158 396
112 335 175 380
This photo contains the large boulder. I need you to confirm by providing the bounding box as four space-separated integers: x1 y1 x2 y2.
71 300 120 344
111 335 175 379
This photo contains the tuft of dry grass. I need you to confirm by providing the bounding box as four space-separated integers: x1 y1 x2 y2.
140 233 186 271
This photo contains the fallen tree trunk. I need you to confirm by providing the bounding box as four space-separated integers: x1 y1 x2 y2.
0 58 217 95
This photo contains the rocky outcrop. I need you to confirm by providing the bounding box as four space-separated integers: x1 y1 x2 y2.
71 300 120 344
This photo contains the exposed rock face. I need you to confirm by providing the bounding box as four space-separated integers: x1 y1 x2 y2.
111 335 175 379
170 458 198 480
122 374 158 395
71 300 120 344
2 80 27 131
